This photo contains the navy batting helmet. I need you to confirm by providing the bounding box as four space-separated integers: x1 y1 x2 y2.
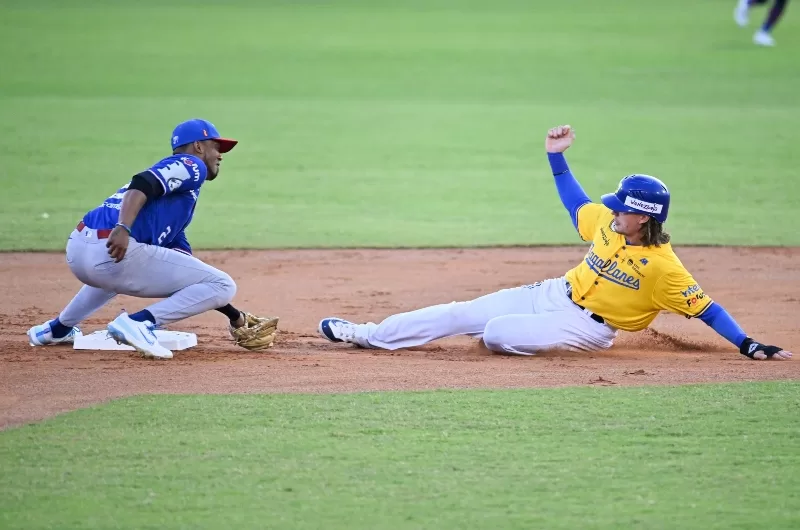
600 174 670 224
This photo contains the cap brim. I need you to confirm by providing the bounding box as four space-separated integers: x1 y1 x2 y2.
216 138 238 153
600 193 628 213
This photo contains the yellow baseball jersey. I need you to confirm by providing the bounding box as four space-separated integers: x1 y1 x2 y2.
564 203 712 331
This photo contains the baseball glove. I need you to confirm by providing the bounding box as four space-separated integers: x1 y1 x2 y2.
229 312 279 351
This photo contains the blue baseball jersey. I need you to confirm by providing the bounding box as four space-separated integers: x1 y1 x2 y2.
82 154 207 252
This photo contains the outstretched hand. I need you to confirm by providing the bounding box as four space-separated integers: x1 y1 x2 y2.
740 338 793 360
546 125 575 153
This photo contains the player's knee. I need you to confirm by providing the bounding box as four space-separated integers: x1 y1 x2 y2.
212 271 237 306
482 317 507 353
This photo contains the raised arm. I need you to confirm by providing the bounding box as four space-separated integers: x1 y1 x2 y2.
546 125 592 231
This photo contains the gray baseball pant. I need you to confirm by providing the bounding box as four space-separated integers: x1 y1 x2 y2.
57 226 235 327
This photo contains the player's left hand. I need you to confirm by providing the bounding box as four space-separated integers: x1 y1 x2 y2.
545 125 576 153
740 338 793 360
106 226 130 262
229 311 279 350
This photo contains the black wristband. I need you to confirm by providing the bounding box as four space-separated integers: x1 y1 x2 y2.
740 338 782 358
740 338 758 358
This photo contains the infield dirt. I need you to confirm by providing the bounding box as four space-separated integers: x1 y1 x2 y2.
2 246 798 429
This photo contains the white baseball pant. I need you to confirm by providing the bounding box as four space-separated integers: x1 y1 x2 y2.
56 226 235 327
359 277 617 355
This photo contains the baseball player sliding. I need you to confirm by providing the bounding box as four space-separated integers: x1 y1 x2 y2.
27 119 279 359
319 125 792 361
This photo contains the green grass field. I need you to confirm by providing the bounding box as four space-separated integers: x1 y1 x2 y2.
1 0 798 250
2 1 799 528
2 383 800 530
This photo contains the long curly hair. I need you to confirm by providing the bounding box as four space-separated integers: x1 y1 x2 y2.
641 217 671 247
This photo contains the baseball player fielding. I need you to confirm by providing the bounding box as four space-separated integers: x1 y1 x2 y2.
26 119 279 359
318 125 792 361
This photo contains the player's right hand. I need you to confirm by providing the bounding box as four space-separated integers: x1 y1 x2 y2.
545 125 575 153
106 226 130 262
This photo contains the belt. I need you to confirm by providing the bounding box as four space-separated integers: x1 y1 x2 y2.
76 221 113 239
578 304 605 325
565 282 606 325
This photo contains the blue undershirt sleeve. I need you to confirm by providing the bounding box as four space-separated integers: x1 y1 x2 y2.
697 302 748 348
548 152 591 230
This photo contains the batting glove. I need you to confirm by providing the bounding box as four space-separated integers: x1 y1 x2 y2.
739 337 789 360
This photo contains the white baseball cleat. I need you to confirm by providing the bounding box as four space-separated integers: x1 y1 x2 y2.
734 0 750 26
107 312 173 359
753 30 776 46
27 321 81 346
318 318 374 348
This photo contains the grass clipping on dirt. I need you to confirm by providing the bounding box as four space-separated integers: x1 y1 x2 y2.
2 382 799 529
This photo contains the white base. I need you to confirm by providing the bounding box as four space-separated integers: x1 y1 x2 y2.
73 330 198 351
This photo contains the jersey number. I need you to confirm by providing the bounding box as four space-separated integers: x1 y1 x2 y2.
158 226 172 245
